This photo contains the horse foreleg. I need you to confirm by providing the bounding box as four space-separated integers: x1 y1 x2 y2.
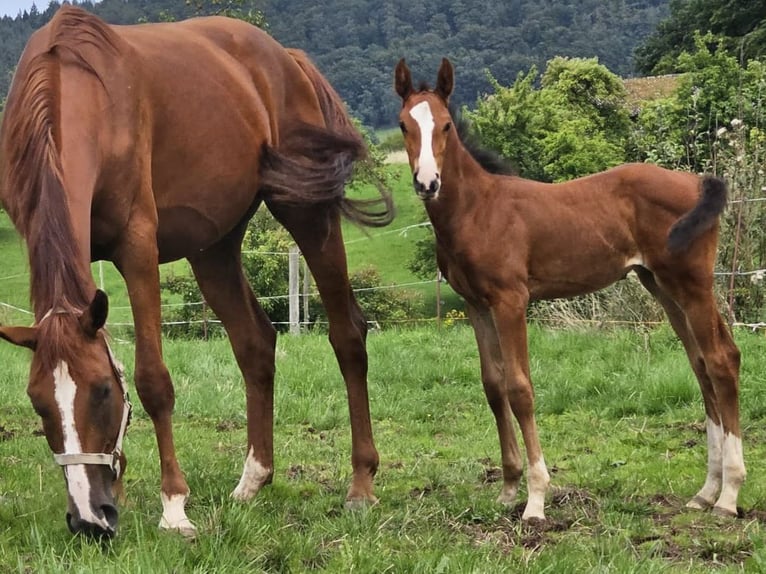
466 303 524 507
115 227 195 537
188 235 277 502
491 294 549 521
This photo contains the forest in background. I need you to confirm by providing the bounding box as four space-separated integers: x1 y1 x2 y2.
1 0 670 126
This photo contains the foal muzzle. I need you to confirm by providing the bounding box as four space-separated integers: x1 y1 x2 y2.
413 171 440 199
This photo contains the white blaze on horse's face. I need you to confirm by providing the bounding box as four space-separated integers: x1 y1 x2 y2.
409 101 441 199
53 361 111 531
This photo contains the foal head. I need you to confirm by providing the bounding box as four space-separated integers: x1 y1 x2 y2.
0 291 130 538
395 58 455 200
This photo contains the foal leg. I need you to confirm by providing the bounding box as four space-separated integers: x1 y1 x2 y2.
267 203 379 506
187 226 277 501
466 304 524 506
114 219 195 536
491 293 549 521
635 268 724 510
654 272 744 515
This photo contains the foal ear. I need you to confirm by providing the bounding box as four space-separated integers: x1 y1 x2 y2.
79 289 109 338
395 58 413 100
0 325 38 350
435 58 454 102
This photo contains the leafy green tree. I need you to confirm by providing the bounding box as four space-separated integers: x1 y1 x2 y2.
635 0 766 75
467 57 630 182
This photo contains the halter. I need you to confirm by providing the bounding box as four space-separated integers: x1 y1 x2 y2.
38 308 133 478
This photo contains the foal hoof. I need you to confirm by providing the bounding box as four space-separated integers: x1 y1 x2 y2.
712 505 739 518
685 496 713 511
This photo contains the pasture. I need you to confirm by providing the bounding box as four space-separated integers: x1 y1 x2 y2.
1 325 766 572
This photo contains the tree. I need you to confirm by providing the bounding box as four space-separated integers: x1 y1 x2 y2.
635 0 766 74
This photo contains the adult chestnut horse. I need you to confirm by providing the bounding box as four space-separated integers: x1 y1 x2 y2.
394 58 744 521
0 5 392 538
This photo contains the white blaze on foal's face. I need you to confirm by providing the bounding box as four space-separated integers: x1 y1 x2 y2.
53 361 108 529
410 100 439 192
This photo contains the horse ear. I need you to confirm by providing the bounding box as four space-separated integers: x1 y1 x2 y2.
395 58 413 101
79 289 109 337
0 325 38 350
435 58 454 102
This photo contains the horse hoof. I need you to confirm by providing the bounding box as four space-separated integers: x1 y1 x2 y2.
712 505 738 518
159 518 198 539
344 495 379 510
496 487 519 507
685 496 713 511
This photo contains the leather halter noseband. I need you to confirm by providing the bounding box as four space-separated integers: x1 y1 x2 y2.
38 308 133 477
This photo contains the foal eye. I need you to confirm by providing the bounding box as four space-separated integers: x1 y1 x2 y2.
443 122 452 133
399 121 407 134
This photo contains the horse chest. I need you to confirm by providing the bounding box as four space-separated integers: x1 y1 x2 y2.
439 250 492 307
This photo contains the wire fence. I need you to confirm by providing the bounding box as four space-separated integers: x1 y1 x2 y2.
3 206 766 334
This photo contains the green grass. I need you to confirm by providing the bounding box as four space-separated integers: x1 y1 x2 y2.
1 325 765 572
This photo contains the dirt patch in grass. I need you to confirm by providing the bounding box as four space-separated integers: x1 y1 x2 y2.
0 425 16 441
450 486 759 567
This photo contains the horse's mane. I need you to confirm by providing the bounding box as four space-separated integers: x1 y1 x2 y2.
0 5 118 368
449 106 516 176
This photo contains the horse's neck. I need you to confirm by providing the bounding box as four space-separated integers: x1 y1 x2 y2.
425 138 486 239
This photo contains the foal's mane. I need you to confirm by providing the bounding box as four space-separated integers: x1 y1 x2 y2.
450 106 516 176
1 5 119 367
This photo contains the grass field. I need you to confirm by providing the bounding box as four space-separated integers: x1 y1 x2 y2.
2 163 765 572
1 324 766 572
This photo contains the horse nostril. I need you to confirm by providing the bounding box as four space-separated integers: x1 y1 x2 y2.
66 512 76 534
101 504 119 531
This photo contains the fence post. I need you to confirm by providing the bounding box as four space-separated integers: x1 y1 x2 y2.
302 257 310 330
436 270 442 329
289 245 300 334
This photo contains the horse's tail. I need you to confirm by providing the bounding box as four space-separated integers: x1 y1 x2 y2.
259 49 394 228
667 175 728 254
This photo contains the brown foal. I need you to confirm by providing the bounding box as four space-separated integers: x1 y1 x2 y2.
394 58 744 521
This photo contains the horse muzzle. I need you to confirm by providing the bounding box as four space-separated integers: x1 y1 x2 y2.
413 171 440 200
66 503 118 538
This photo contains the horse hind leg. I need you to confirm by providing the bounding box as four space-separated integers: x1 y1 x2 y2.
267 202 379 507
636 268 744 515
187 226 277 502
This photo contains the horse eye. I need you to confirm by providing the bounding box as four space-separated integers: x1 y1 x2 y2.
399 121 407 134
443 122 452 133
92 383 112 403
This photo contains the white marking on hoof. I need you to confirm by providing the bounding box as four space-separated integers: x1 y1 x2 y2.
159 493 196 538
714 432 745 515
522 458 549 521
691 417 723 507
231 446 272 501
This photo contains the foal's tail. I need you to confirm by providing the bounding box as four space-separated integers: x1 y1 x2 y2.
667 175 728 254
259 49 394 228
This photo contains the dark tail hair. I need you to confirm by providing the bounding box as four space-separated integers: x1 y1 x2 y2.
667 175 728 254
259 49 394 227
